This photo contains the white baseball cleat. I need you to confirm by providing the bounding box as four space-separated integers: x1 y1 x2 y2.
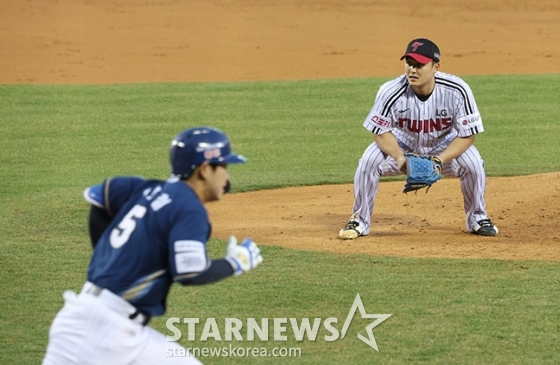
472 219 499 236
339 220 363 240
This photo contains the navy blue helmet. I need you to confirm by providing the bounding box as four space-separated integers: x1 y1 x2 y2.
170 127 247 179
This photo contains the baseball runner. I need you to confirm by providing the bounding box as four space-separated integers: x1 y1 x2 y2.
339 38 498 239
43 127 263 365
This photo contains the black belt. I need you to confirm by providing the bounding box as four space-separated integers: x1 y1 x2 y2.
86 284 151 326
129 308 151 326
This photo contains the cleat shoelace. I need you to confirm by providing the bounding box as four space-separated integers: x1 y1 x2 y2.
344 221 359 230
478 219 494 227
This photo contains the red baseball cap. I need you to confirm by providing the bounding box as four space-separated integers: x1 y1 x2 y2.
400 38 440 64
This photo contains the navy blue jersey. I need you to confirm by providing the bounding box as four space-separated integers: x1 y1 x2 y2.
85 176 212 317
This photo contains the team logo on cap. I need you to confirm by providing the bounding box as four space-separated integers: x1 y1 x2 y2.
204 149 222 159
411 41 424 51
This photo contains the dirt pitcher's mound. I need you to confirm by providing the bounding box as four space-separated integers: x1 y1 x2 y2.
208 173 560 261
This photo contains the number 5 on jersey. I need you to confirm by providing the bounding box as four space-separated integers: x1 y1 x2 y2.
110 205 147 248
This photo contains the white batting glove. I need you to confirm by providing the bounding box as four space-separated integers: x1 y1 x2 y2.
225 236 263 276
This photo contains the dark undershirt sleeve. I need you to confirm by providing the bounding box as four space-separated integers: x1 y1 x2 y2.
88 205 113 248
180 259 234 285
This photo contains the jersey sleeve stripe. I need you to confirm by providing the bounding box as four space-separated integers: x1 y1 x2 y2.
435 77 474 115
470 126 480 134
380 83 407 117
104 177 113 216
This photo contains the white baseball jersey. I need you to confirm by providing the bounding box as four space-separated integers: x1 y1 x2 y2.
347 71 492 236
363 71 484 154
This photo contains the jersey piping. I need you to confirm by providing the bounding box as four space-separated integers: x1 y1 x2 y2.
380 83 408 117
435 76 474 115
120 269 167 301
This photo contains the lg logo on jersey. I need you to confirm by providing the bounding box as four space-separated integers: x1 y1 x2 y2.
166 294 391 352
462 115 480 125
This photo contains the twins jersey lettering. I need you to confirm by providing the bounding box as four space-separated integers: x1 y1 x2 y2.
363 71 484 154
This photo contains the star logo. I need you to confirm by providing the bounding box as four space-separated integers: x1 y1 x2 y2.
340 293 392 351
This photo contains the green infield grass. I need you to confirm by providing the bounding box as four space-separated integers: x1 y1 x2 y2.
1 74 559 364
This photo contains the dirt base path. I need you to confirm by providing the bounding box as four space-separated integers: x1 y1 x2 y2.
3 0 559 260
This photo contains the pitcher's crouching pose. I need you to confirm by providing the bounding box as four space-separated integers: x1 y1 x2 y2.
43 127 263 364
339 38 498 240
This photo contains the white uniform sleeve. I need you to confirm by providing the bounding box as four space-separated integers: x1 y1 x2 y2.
456 112 484 136
363 109 392 135
362 77 405 135
452 79 485 137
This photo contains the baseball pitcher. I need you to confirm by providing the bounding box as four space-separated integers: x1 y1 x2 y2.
339 38 498 239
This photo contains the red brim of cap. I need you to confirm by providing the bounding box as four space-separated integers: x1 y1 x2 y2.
400 53 432 64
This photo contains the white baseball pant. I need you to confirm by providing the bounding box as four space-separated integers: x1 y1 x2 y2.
351 141 490 235
42 282 202 365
